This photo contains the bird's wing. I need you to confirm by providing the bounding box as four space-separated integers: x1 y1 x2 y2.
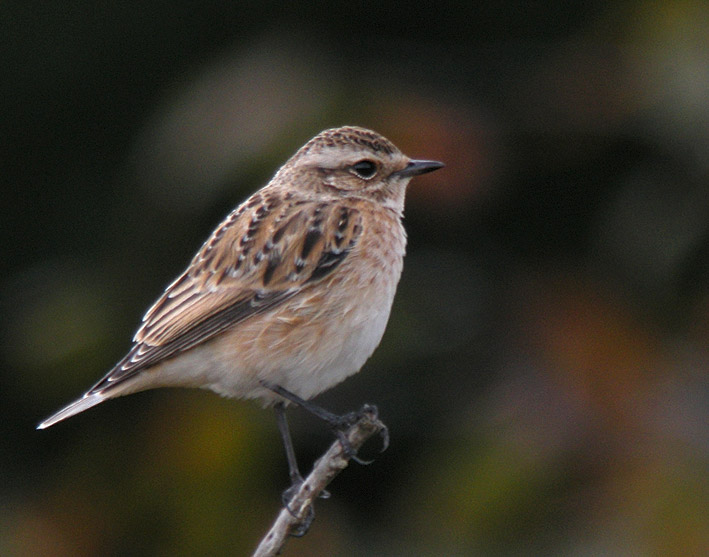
89 191 362 394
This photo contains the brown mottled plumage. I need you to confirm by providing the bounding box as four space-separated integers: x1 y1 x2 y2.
38 126 443 430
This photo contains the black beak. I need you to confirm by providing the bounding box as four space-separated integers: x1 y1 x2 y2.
393 159 445 178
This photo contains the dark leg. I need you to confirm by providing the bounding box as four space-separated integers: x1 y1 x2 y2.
273 402 314 537
262 381 389 462
274 402 302 486
268 383 342 425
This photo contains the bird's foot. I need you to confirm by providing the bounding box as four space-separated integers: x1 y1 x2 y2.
281 475 314 537
262 381 389 465
329 404 389 464
280 475 331 537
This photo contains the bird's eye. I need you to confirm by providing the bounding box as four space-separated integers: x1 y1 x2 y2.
350 160 378 179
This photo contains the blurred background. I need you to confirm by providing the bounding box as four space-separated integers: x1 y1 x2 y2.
2 1 708 555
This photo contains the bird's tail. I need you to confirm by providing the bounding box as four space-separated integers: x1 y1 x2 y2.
37 392 108 430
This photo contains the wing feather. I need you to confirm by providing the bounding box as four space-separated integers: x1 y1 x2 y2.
89 192 363 393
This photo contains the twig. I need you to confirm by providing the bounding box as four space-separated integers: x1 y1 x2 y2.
252 406 387 557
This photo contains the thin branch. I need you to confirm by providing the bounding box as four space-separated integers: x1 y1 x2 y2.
252 406 387 557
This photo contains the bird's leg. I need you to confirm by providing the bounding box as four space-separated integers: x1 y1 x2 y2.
274 402 303 488
273 402 314 536
263 381 389 464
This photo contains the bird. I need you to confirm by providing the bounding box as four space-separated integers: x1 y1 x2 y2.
38 125 443 498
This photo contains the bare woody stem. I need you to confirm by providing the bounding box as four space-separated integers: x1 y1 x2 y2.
252 407 387 557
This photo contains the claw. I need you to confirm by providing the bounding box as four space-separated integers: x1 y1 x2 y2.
357 404 389 453
331 404 388 465
379 424 390 453
350 454 375 466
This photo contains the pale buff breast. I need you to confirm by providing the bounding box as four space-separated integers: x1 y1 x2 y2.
141 207 407 404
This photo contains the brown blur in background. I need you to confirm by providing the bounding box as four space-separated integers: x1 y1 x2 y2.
1 2 708 555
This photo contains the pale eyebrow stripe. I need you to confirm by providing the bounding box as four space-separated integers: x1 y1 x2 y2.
302 149 381 169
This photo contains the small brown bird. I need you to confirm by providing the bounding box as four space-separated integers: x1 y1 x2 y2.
38 126 443 490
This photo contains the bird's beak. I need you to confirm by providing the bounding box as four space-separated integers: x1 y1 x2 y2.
393 159 445 178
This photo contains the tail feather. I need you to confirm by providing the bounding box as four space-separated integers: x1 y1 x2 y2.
37 392 107 430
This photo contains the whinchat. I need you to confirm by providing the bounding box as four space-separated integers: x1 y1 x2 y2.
38 126 443 490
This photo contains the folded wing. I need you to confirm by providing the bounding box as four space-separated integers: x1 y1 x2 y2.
90 193 363 394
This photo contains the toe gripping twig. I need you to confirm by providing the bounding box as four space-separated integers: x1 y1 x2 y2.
252 404 388 557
